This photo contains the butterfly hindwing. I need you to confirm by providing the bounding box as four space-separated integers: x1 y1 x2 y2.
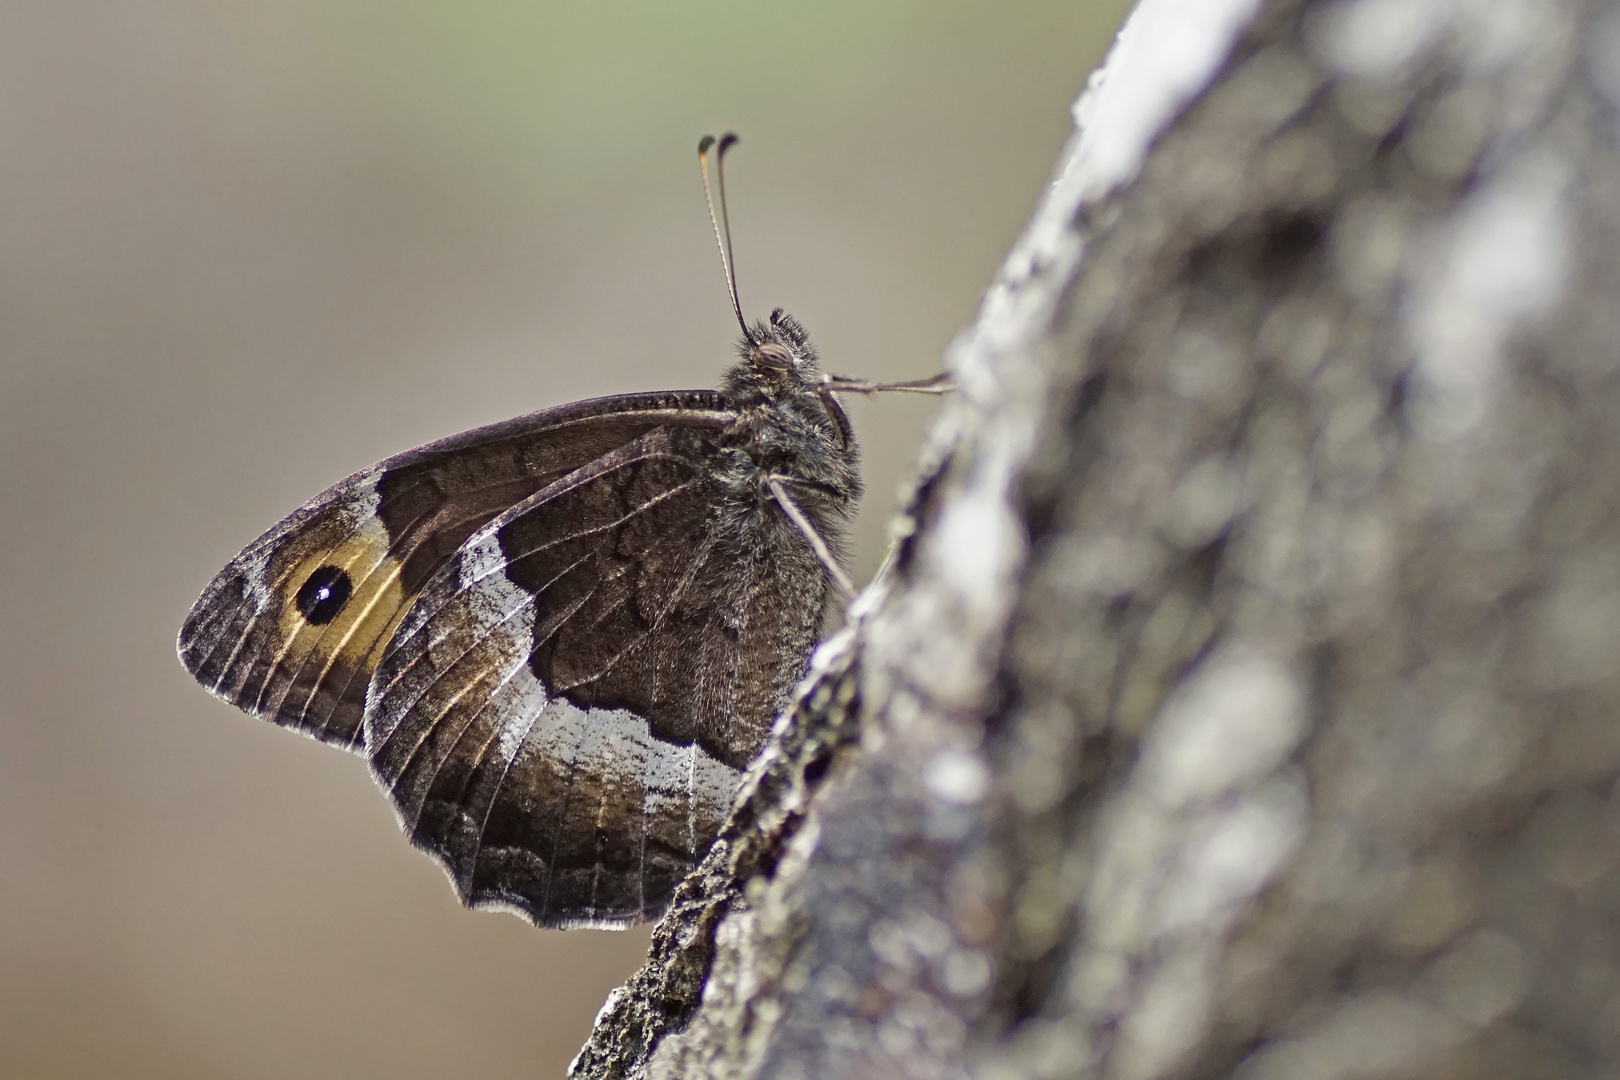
364 424 826 926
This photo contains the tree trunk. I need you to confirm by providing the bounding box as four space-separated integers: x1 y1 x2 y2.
571 0 1620 1076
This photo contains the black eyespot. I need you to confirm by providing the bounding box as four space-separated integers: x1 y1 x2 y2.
295 565 352 625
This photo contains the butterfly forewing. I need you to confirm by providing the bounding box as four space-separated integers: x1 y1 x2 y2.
177 393 732 749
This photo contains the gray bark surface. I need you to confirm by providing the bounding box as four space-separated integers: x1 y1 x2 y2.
572 0 1620 1076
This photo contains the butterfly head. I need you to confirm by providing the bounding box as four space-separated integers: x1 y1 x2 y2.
723 307 853 453
742 307 818 376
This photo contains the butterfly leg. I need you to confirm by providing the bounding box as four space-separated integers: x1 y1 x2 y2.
764 476 857 601
818 371 955 395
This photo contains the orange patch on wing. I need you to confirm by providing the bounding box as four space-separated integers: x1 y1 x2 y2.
275 517 414 688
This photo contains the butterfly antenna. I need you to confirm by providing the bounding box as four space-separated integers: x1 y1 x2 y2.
698 132 752 344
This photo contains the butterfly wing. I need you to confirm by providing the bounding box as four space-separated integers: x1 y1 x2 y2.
179 388 836 927
365 423 829 926
177 392 734 750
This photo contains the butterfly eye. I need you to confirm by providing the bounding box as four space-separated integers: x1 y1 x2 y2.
753 342 794 369
295 565 353 625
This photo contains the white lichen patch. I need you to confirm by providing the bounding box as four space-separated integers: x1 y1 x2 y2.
1139 649 1307 808
925 749 991 807
1406 154 1570 441
1109 946 1218 1080
1308 0 1451 79
1164 455 1247 549
1156 776 1310 935
1068 0 1267 203
1065 650 1310 1073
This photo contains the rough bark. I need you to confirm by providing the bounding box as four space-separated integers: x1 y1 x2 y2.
572 0 1620 1076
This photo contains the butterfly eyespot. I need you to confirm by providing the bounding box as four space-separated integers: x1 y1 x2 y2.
295 565 353 625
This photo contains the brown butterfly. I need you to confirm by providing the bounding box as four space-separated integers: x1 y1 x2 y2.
177 134 946 928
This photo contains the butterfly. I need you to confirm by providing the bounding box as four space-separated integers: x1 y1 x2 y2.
177 134 946 928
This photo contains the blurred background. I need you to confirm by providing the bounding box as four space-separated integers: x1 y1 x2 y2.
0 2 1130 1077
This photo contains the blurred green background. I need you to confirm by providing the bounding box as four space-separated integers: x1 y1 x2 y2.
0 2 1129 1077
